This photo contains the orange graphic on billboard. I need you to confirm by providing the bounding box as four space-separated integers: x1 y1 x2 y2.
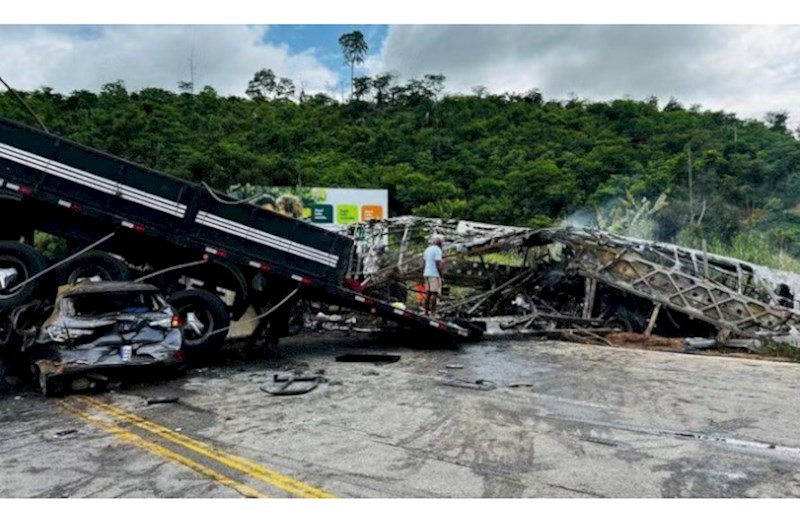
361 205 383 221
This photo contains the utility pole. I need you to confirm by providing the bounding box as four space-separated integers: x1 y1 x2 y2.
189 44 196 94
687 144 694 225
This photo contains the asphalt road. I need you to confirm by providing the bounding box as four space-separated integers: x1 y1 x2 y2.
2 335 800 498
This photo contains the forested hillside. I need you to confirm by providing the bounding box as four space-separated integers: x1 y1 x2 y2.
3 72 800 265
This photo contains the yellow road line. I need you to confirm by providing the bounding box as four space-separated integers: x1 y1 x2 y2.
76 395 336 499
57 400 266 498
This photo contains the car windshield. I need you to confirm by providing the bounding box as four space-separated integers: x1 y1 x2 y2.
67 292 163 317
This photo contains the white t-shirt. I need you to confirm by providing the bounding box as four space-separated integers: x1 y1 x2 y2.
423 245 443 277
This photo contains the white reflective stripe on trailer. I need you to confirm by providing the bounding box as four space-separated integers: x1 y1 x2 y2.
0 141 187 218
195 211 340 268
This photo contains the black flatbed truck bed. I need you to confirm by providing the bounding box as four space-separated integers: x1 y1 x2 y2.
0 116 481 343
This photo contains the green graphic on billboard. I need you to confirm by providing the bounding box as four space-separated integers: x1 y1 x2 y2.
336 204 359 224
225 184 388 228
311 204 334 223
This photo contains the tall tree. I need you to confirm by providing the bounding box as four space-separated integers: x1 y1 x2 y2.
177 80 194 94
423 74 446 101
352 76 372 101
471 85 488 98
338 31 369 98
766 111 790 134
246 69 277 100
275 77 296 100
372 72 396 105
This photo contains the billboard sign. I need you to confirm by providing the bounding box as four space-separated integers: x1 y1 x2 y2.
227 185 389 228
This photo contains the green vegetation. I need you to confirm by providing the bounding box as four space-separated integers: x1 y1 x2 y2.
33 232 69 261
4 51 800 270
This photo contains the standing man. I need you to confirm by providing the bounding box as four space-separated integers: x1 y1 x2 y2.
423 235 444 317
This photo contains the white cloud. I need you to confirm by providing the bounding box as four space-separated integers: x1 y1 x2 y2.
0 25 339 96
5 24 800 129
368 25 800 125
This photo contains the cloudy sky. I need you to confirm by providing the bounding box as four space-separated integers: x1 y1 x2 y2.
2 24 800 125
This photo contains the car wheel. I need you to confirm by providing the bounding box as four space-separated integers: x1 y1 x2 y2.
168 289 230 355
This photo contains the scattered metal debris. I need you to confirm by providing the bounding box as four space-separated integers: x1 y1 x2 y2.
260 372 327 396
439 378 497 391
335 354 401 363
53 428 77 438
342 217 800 352
145 397 180 405
579 436 620 448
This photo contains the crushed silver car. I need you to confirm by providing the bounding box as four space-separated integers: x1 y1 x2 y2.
23 282 185 396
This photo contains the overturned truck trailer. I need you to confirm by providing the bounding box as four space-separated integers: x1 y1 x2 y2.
345 217 800 350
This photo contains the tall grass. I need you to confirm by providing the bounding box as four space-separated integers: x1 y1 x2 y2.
677 229 800 274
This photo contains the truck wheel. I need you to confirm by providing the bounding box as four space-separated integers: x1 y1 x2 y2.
55 250 131 285
168 289 230 355
151 261 249 320
0 242 48 310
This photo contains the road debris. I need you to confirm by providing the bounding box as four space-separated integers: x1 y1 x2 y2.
53 428 78 438
260 372 328 396
145 397 180 405
579 436 620 448
335 354 401 363
439 378 497 391
342 217 800 354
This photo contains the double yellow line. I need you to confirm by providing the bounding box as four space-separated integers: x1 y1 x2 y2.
59 396 335 499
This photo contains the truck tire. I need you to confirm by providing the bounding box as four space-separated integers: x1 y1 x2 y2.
0 242 48 310
55 250 131 285
168 289 230 355
150 261 249 320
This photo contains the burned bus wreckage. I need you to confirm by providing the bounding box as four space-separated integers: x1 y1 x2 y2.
340 217 800 352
